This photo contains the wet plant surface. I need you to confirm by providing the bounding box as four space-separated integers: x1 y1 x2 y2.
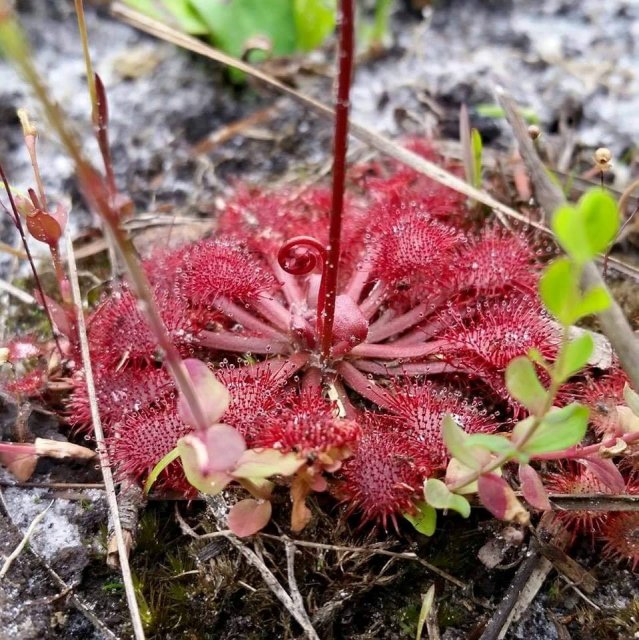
1 1 639 639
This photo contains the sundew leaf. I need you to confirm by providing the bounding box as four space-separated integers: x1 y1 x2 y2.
424 479 471 518
505 356 547 414
552 189 619 265
515 404 588 456
294 0 335 51
404 502 437 536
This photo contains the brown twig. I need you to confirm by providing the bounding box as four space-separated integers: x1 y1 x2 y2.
256 532 466 589
496 87 639 391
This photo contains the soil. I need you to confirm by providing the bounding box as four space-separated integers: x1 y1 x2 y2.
1 1 638 639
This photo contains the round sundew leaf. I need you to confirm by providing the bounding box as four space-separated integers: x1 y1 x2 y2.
478 473 529 524
518 464 551 511
177 359 231 429
227 499 272 537
232 449 305 480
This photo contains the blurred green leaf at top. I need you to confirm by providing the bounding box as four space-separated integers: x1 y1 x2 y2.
123 0 337 80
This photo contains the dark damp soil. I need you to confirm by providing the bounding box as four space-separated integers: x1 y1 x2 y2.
1 0 639 638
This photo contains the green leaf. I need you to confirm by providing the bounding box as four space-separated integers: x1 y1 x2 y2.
122 0 208 34
555 333 594 382
574 285 611 318
474 103 540 124
424 479 471 518
232 449 304 480
552 189 619 264
441 414 485 470
144 447 180 493
404 502 437 536
416 584 436 640
518 404 589 455
464 434 516 455
471 128 483 188
191 0 297 59
505 356 548 414
293 0 335 51
539 258 580 325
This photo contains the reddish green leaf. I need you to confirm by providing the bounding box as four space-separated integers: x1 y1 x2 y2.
227 499 272 537
580 458 625 493
26 209 62 246
478 473 529 524
518 464 551 511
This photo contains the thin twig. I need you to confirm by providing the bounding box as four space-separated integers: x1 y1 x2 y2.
256 532 466 589
65 229 146 640
226 535 321 640
496 87 639 391
0 499 53 578
0 278 35 304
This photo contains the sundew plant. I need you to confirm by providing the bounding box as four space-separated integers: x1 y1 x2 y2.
1 0 639 568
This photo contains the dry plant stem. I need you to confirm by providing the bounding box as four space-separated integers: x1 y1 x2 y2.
0 162 63 355
254 533 467 589
65 230 146 640
321 0 354 360
0 500 53 579
496 88 639 391
226 536 321 640
0 277 35 304
0 490 120 639
0 5 210 433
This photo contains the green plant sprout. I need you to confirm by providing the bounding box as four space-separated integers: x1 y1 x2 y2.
411 188 634 532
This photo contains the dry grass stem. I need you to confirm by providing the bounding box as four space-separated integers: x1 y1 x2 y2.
65 229 146 640
0 499 53 579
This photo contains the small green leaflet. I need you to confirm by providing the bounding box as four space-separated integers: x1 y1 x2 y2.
424 479 471 518
505 356 547 414
551 189 619 265
404 502 437 536
555 333 594 382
